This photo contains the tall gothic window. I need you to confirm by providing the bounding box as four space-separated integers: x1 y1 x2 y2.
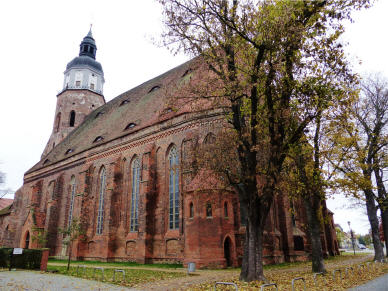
168 146 179 229
68 176 76 228
96 167 106 234
130 158 140 232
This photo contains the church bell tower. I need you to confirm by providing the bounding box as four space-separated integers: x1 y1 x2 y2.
42 29 105 158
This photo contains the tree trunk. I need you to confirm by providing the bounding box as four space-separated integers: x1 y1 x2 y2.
364 189 384 261
239 194 269 282
373 166 388 256
381 209 388 256
303 196 326 273
67 241 72 271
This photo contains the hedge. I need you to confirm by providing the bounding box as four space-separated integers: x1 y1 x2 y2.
0 248 43 269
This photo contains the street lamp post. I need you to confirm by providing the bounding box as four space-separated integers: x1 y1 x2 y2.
348 221 356 255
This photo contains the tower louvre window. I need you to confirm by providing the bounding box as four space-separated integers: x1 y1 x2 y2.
69 111 76 127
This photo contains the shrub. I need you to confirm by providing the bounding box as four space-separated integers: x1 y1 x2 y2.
0 248 43 269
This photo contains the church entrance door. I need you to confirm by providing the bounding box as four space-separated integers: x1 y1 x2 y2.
224 237 232 267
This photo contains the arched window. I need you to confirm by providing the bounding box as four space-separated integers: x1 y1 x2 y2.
69 110 76 127
68 176 76 228
130 158 140 232
96 167 106 234
206 202 212 217
224 202 228 218
25 232 30 249
189 202 194 218
168 146 179 229
55 112 61 133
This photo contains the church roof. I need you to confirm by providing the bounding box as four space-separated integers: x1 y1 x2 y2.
0 198 13 210
66 55 103 73
27 57 197 174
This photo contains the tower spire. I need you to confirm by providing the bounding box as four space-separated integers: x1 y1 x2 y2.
79 28 97 59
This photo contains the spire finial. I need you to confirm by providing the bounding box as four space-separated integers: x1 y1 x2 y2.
87 24 93 38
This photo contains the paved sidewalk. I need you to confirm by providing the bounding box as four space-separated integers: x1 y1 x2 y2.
348 273 388 291
0 270 138 291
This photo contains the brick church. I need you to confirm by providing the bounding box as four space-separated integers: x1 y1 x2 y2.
0 30 339 268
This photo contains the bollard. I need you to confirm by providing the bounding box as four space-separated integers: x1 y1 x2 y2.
291 277 306 291
93 267 104 280
214 282 238 290
313 272 326 285
332 269 342 282
76 265 86 276
113 269 125 282
260 283 278 291
345 267 354 278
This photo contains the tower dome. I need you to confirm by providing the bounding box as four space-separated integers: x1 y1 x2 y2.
62 28 105 94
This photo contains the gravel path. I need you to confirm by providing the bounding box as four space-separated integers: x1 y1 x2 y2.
0 270 138 291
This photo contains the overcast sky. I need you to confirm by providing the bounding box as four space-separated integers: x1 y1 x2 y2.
0 0 387 235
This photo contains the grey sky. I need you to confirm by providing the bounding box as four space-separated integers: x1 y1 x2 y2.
0 0 387 234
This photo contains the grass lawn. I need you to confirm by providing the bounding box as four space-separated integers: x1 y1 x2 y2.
48 258 183 269
46 265 186 287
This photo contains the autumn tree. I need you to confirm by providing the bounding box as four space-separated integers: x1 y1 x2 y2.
157 0 370 281
59 217 85 271
328 74 388 261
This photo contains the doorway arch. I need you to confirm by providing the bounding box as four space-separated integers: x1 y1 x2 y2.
224 236 232 267
24 231 30 249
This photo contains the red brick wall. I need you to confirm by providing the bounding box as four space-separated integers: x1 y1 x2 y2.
8 113 339 267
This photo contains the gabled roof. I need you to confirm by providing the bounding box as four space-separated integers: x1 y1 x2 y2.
0 203 12 216
27 57 197 174
0 198 13 210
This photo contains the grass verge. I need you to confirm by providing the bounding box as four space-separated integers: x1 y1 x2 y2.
46 265 186 287
48 258 183 269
